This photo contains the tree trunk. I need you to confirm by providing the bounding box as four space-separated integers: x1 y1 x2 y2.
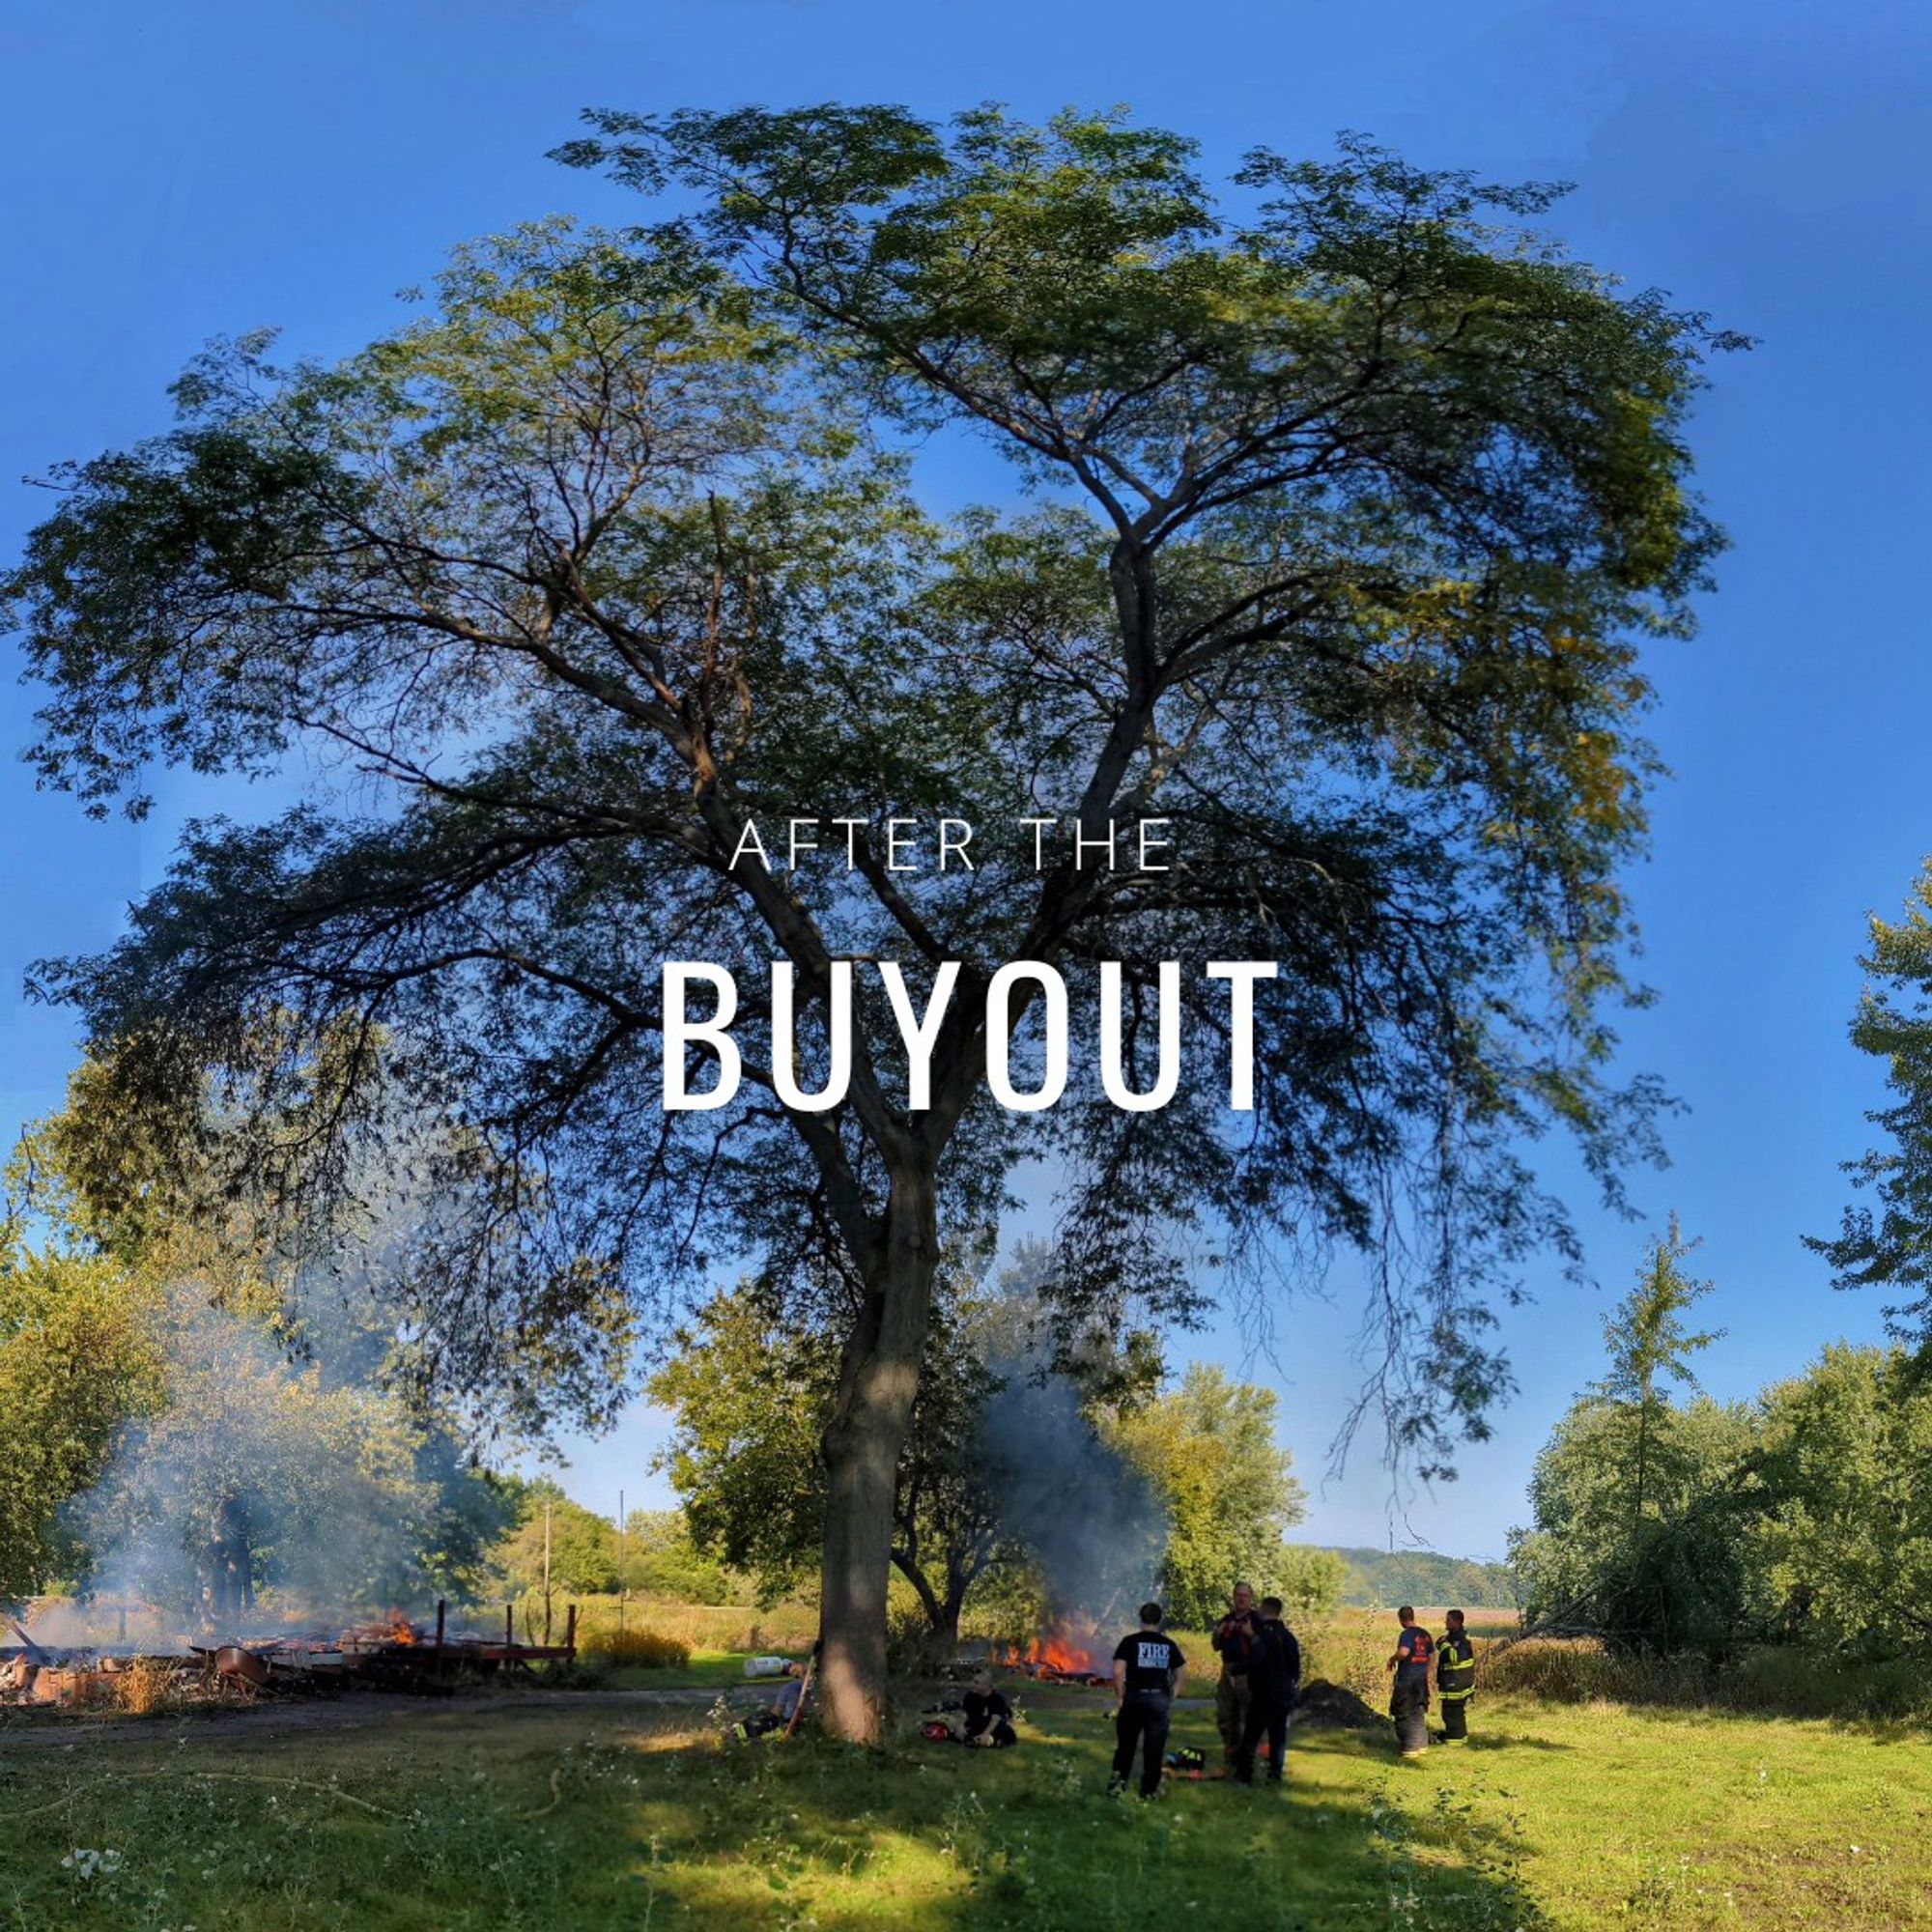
817 1165 939 1744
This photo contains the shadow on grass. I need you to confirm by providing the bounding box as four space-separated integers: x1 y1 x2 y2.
0 1691 1565 1931
610 1692 1556 1931
1454 1732 1575 1753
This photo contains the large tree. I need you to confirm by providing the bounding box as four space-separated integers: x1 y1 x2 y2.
649 1275 1018 1657
3 108 1732 1739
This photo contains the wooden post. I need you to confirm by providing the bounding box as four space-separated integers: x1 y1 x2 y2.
565 1602 578 1664
543 1500 554 1646
435 1599 446 1663
505 1602 514 1654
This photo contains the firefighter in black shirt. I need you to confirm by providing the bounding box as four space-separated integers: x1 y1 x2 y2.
1110 1602 1187 1798
1236 1595 1301 1784
961 1670 1017 1747
1435 1608 1477 1742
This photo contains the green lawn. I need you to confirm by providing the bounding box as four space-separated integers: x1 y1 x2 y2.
0 1684 1925 1929
598 1646 775 1692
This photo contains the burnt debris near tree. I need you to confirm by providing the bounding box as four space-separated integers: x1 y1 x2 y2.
0 1600 579 1711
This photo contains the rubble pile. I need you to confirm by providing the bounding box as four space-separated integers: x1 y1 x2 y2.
1 1603 579 1711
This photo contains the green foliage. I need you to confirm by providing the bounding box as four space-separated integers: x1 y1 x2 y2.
487 1479 621 1597
1587 1213 1724 1523
622 1509 735 1605
647 1276 1009 1632
5 110 1738 1476
1811 860 1932 1355
1105 1363 1310 1627
0 1063 522 1611
1750 1345 1932 1654
1511 1393 1762 1655
0 1252 161 1597
1327 1547 1520 1609
647 1288 838 1604
1516 1226 1932 1662
1271 1544 1350 1622
1510 1220 1745 1655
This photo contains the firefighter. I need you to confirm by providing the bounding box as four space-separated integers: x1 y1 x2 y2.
1209 1579 1260 1769
1109 1602 1186 1798
1385 1605 1434 1759
1435 1608 1476 1743
1236 1594 1301 1785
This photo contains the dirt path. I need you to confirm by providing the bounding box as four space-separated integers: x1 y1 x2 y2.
0 1683 766 1750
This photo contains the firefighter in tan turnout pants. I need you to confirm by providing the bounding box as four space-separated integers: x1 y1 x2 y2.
1435 1608 1477 1742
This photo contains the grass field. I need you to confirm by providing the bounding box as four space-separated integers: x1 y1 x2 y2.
0 1651 1927 1931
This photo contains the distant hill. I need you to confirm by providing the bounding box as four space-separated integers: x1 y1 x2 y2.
1306 1546 1520 1609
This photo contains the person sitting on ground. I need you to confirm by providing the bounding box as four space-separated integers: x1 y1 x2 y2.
961 1669 1017 1747
732 1640 820 1741
1110 1601 1186 1799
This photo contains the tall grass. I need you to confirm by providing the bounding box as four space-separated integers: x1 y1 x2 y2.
580 1628 693 1669
1480 1634 1932 1721
111 1656 179 1717
539 1593 818 1656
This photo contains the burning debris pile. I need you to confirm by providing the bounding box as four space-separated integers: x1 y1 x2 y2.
993 1633 1113 1688
0 1602 578 1712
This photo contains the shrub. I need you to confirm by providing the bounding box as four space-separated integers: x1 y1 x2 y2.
584 1628 692 1669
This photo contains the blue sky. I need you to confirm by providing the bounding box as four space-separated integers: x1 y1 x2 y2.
4 0 1928 1560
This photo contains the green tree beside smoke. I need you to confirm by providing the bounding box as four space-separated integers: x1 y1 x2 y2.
1106 1363 1331 1626
0 1249 162 1600
0 1064 516 1616
648 1276 1013 1653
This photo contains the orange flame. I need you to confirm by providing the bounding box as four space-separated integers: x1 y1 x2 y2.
1038 1634 1095 1674
996 1630 1101 1676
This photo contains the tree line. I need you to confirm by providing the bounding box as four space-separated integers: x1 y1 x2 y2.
1513 1211 1932 1662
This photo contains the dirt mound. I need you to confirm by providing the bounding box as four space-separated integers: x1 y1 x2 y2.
1291 1679 1381 1730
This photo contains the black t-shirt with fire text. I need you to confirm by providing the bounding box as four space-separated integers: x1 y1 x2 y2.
1114 1630 1185 1697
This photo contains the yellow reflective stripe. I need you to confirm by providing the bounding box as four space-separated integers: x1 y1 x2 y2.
1438 1688 1473 1700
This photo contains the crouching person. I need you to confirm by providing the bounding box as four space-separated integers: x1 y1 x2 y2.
1237 1596 1301 1785
1110 1602 1186 1798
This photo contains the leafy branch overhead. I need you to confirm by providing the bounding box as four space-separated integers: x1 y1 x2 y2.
2 102 1735 1739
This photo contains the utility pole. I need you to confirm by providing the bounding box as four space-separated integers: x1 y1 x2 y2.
618 1488 627 1639
543 1497 554 1646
